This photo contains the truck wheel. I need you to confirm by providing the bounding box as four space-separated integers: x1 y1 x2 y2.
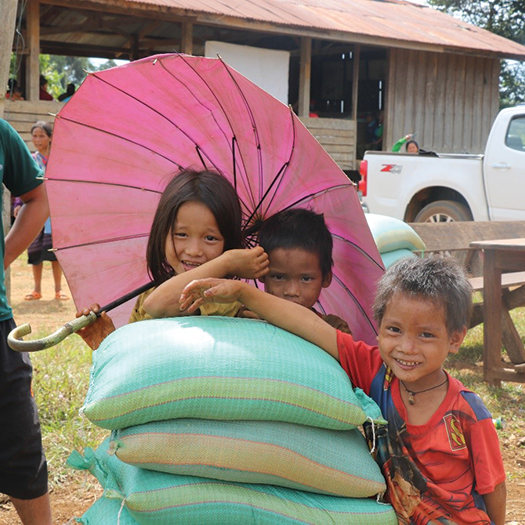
414 200 473 223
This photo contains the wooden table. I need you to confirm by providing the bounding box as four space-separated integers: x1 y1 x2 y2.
469 238 525 385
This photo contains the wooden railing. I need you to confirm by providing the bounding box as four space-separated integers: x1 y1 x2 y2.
3 102 357 171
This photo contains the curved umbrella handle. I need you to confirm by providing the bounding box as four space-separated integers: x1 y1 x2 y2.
8 311 97 353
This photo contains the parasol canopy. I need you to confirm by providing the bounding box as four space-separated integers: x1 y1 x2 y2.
45 53 384 344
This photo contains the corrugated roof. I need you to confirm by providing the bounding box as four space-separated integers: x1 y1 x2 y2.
92 0 525 59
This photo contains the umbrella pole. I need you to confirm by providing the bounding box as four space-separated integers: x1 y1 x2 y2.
7 281 156 352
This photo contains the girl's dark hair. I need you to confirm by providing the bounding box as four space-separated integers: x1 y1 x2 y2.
31 121 53 138
147 169 243 283
258 208 333 278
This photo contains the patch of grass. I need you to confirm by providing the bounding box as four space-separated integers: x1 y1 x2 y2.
29 330 108 487
445 307 525 481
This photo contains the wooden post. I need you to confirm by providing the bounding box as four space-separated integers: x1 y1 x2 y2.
25 0 40 101
298 37 312 118
0 0 18 303
351 45 360 121
181 20 193 55
131 34 140 60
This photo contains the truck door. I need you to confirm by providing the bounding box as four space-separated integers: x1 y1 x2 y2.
484 114 525 220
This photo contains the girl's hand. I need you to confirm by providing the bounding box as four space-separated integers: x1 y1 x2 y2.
237 306 260 320
224 246 269 279
75 303 116 350
180 278 243 314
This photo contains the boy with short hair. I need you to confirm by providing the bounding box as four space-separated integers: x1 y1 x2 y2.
180 256 506 524
255 208 351 333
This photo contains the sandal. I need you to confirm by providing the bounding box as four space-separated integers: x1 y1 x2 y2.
24 291 42 301
55 292 69 301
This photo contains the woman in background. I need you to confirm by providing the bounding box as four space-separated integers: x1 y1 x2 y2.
15 121 68 301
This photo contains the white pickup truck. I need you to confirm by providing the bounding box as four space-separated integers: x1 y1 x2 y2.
359 106 525 222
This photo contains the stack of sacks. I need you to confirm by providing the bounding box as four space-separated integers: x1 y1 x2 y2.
365 213 426 268
71 316 397 524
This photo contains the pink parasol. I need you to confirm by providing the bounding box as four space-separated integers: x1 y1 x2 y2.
45 53 384 344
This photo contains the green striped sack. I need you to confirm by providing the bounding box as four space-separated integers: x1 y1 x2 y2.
380 249 416 269
75 496 137 524
365 213 426 254
68 439 397 525
110 418 386 498
82 317 382 430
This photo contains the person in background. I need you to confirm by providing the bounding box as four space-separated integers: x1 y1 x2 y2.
0 118 52 524
6 80 24 101
14 121 68 301
39 75 53 101
392 133 420 153
372 110 384 150
57 83 76 103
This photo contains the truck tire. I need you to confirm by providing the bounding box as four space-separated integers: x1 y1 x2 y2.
414 200 473 223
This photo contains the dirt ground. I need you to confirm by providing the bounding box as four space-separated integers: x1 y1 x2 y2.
1 257 525 523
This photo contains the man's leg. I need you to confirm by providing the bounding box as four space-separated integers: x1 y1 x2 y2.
0 320 50 523
10 493 52 525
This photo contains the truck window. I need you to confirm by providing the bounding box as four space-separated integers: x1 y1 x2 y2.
506 116 525 151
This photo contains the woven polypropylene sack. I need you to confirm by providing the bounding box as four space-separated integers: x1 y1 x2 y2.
365 213 426 254
75 495 137 524
83 317 379 430
380 249 416 269
70 439 397 525
111 418 386 498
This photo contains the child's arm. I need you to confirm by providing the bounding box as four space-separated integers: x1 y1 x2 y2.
143 247 269 318
180 278 339 360
75 304 116 350
482 481 506 525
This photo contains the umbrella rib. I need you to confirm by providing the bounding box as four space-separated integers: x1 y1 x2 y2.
260 183 385 269
54 233 149 252
87 70 225 175
156 56 255 211
327 272 378 336
195 146 208 170
243 161 289 232
158 57 244 181
55 115 186 171
217 56 263 207
45 178 163 194
257 107 297 217
332 233 385 269
283 183 352 207
232 136 237 190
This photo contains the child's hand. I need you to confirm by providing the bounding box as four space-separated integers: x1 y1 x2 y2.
180 278 243 314
237 306 261 320
75 303 116 350
224 247 269 279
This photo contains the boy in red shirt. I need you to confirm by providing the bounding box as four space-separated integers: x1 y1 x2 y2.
180 256 506 524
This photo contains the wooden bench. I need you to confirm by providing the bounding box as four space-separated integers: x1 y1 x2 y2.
408 221 525 382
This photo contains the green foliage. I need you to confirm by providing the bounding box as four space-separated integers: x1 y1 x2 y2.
428 0 525 108
39 55 95 99
500 61 525 108
30 332 107 486
446 307 525 469
428 0 525 42
8 53 121 100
